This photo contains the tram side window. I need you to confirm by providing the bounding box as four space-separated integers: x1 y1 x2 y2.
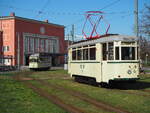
72 50 76 60
132 47 135 60
102 43 107 60
77 50 82 60
108 42 114 60
90 48 96 60
40 57 49 63
29 59 38 62
121 47 135 60
115 47 119 60
83 49 88 60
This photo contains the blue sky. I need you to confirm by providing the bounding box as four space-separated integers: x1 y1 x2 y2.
0 0 150 39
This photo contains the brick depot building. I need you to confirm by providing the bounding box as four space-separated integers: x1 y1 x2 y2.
0 13 65 66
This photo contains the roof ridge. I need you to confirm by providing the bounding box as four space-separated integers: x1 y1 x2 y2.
0 16 64 28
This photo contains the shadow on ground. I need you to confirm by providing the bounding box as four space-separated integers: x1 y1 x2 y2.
109 81 150 90
75 80 150 90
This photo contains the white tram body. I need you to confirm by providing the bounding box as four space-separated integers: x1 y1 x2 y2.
68 35 139 84
29 53 52 70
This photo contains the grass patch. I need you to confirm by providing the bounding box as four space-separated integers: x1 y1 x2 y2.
26 69 69 79
0 71 19 76
0 79 66 113
23 70 150 113
46 79 150 113
1 70 150 113
0 69 68 79
0 70 34 76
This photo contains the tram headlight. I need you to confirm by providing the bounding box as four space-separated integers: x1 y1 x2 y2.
127 70 132 75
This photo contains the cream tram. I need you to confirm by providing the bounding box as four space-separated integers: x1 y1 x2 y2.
29 53 52 70
68 35 139 85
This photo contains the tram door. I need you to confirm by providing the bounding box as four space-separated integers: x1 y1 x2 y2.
101 43 108 82
101 42 114 82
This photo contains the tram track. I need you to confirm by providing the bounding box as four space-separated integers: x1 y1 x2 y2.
140 89 150 93
13 72 150 96
12 72 149 113
13 75 131 113
35 79 130 113
23 81 86 113
13 76 86 113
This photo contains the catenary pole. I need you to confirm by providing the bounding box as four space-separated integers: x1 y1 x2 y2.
134 0 138 37
134 0 141 67
71 24 74 42
17 32 20 70
67 34 70 47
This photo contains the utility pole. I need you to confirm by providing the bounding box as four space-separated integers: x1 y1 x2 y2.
134 0 138 37
67 34 70 47
71 24 75 43
17 32 20 70
134 0 141 67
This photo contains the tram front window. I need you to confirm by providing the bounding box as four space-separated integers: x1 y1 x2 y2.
121 47 135 60
29 59 38 62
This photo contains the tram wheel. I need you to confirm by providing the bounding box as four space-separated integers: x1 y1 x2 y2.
74 76 81 82
100 82 110 88
88 78 97 86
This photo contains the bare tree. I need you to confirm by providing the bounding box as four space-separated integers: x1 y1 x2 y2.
139 4 150 63
139 5 150 37
140 37 150 61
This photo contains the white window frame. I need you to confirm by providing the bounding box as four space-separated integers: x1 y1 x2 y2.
2 46 9 52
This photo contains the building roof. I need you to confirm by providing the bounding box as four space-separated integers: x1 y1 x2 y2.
0 15 64 28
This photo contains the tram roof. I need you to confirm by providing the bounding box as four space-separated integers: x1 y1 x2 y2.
69 34 138 48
